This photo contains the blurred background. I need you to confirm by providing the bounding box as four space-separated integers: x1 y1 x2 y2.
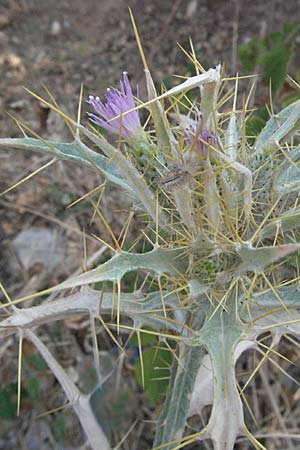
0 1 300 449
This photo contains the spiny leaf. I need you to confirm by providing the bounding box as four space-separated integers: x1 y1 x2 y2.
51 247 186 291
224 113 239 161
273 146 300 194
235 243 300 275
196 305 247 450
253 99 300 153
0 137 131 192
153 343 205 449
188 340 255 417
0 288 183 335
259 206 300 238
247 284 300 336
144 69 177 157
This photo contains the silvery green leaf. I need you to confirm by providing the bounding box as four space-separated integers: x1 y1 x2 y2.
54 247 185 291
244 284 300 336
196 306 246 450
224 113 239 161
0 287 182 336
220 113 241 220
153 311 205 450
273 146 300 194
0 137 132 192
252 284 300 308
75 127 169 227
144 69 177 157
203 158 221 227
254 99 300 153
200 67 221 126
188 340 255 417
153 343 205 450
259 206 300 238
235 242 300 275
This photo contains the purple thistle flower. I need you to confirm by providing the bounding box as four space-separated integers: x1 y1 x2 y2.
184 114 216 157
87 72 142 139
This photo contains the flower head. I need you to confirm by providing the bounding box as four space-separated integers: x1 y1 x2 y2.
87 72 142 139
184 114 216 157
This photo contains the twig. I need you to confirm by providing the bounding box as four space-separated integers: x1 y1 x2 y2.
0 198 96 243
259 365 295 450
25 329 111 450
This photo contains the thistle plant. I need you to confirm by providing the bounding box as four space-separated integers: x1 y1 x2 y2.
1 22 300 450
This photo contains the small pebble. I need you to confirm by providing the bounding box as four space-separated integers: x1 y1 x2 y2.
51 20 61 36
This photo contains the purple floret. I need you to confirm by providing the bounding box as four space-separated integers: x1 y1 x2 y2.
87 72 142 139
184 114 216 157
